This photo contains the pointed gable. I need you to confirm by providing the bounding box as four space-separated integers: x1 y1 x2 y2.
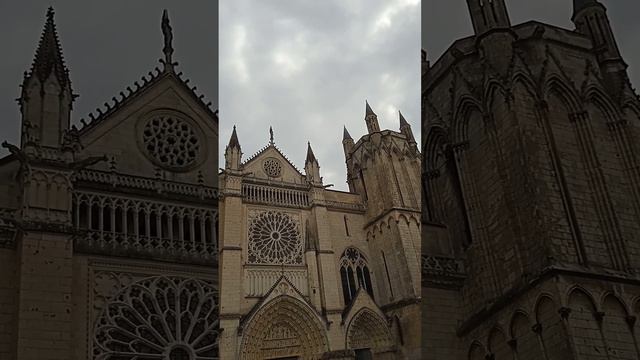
239 275 320 331
77 71 217 180
342 287 387 326
69 11 217 186
242 143 305 184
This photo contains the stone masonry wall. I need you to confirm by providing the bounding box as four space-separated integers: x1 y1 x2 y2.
0 249 17 359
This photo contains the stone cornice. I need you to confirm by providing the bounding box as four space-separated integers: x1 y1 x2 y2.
75 169 219 203
87 256 217 278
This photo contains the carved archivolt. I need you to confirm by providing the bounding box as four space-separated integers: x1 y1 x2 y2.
241 295 327 360
93 276 219 360
247 210 303 265
346 309 394 353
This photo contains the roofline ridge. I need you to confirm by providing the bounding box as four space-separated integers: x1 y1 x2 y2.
241 143 304 174
77 66 217 134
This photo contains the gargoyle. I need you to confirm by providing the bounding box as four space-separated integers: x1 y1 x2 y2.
1 141 28 165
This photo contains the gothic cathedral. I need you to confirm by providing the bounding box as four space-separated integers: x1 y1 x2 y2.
422 0 640 359
0 9 219 359
219 103 422 359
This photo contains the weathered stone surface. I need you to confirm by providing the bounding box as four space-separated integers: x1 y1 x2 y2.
219 104 422 359
422 1 640 359
0 8 219 360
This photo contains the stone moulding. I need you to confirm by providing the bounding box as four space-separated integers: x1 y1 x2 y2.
76 168 219 200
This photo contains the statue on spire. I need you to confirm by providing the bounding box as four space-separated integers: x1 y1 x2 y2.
161 9 174 71
269 126 274 145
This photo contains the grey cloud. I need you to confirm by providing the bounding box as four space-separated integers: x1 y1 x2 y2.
220 0 421 191
422 0 640 89
0 1 217 155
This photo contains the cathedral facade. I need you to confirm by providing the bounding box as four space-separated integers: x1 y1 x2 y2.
0 9 219 360
422 0 640 359
218 104 422 359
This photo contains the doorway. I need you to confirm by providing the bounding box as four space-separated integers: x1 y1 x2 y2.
355 348 373 360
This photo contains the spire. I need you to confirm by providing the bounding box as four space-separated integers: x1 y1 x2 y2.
365 100 376 116
224 125 242 170
343 126 353 141
306 142 317 165
399 111 416 145
228 125 240 149
342 125 355 160
399 111 409 128
305 142 321 185
161 9 175 72
364 100 380 134
20 7 73 149
28 7 71 88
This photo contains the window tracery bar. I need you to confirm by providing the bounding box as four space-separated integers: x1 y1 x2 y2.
340 247 374 304
72 191 218 264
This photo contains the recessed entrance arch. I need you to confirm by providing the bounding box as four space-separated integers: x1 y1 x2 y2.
240 295 328 360
346 308 395 357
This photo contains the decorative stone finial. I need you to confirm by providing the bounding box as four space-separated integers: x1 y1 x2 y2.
161 9 174 72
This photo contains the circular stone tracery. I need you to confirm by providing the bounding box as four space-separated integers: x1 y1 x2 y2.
262 157 283 177
248 211 303 265
142 115 201 169
93 276 219 360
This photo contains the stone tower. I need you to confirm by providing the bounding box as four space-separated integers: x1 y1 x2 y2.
0 8 219 359
422 1 640 359
344 102 422 304
219 104 421 359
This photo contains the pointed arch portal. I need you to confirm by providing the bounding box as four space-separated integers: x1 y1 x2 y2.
240 295 328 360
346 308 395 356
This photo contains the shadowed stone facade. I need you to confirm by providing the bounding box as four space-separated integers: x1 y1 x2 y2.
422 0 640 359
219 104 421 359
0 9 219 359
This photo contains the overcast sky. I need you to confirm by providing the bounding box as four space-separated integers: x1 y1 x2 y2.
423 0 640 88
220 0 421 191
0 1 217 156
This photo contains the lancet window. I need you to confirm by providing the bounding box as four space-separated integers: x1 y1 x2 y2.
340 247 374 305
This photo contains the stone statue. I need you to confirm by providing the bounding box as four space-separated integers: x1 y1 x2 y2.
161 9 174 68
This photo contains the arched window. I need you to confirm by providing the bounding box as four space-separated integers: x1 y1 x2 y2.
340 247 374 305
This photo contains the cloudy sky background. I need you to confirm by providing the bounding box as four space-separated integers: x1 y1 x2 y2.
220 0 421 191
0 1 217 156
423 0 640 88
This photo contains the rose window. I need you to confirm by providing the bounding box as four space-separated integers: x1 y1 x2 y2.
93 276 219 360
263 158 283 177
248 211 303 264
142 115 201 169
